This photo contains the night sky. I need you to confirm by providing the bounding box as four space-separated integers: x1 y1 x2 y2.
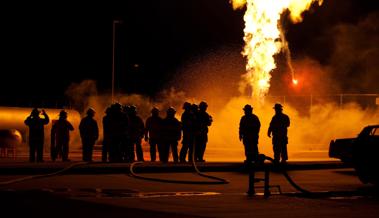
1 0 378 107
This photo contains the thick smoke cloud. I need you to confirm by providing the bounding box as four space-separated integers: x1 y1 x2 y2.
328 12 379 93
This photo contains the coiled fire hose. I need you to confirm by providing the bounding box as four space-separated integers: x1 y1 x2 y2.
129 140 229 185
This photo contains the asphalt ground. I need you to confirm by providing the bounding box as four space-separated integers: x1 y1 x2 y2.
1 157 378 218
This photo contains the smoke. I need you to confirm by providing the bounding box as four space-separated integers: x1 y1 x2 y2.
327 12 379 93
170 44 378 161
65 80 98 114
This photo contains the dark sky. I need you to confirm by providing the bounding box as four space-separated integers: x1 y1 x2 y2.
0 0 378 107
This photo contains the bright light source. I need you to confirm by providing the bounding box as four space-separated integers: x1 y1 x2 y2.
258 79 268 88
292 79 298 85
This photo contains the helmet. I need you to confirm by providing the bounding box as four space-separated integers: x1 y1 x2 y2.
151 107 159 114
182 102 191 110
273 103 283 110
110 102 122 112
31 108 40 116
86 107 95 116
191 104 198 111
129 105 137 113
167 107 176 116
243 104 253 111
59 110 68 118
199 101 208 110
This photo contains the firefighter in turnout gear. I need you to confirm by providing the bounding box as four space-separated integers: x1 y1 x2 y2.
179 102 195 162
161 107 182 163
79 108 99 162
195 101 212 162
51 110 74 162
268 103 290 164
128 105 145 162
145 107 163 162
239 104 261 163
24 108 49 162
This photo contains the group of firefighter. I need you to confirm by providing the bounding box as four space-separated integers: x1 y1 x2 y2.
24 101 290 164
100 101 212 163
24 101 213 163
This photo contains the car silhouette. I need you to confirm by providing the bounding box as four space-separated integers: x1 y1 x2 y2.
329 125 379 185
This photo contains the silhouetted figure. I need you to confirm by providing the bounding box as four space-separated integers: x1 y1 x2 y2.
121 105 132 162
51 110 74 161
161 107 182 163
24 108 49 162
145 107 163 162
195 101 212 162
79 108 99 162
190 104 200 161
103 103 129 162
268 103 290 164
128 105 145 162
102 107 112 162
239 104 261 163
179 102 194 162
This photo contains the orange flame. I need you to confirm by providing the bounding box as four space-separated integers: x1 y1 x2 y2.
231 0 322 103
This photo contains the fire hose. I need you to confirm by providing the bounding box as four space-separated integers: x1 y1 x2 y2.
129 140 230 185
0 162 90 187
261 155 311 195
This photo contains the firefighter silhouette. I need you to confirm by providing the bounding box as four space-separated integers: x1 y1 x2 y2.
79 108 99 162
127 105 145 162
239 104 261 163
24 108 49 162
195 101 212 162
161 107 182 163
179 102 194 162
103 103 128 162
102 107 112 162
145 107 163 162
268 103 290 164
51 110 74 162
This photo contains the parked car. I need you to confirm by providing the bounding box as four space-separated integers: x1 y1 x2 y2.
329 125 379 185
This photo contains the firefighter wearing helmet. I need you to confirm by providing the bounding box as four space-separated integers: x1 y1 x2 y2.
51 110 74 161
24 108 50 162
145 107 163 161
179 102 195 162
268 103 290 164
127 105 145 162
195 101 212 162
160 107 182 163
239 104 261 163
79 108 99 162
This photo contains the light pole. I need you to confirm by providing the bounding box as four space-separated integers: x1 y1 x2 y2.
112 19 122 103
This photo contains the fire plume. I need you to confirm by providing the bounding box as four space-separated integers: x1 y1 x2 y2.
231 0 322 102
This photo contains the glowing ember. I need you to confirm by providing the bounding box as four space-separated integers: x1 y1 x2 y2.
292 79 298 85
230 0 323 102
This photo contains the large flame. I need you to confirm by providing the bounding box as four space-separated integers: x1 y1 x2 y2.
231 0 322 102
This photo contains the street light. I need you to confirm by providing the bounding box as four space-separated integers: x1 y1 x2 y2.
112 19 123 103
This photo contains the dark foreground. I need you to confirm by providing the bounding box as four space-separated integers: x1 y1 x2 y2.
0 161 378 218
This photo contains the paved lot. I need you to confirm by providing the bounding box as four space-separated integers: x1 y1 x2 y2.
0 161 378 218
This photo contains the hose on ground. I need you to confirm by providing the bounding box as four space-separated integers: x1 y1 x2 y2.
129 140 229 185
0 162 89 187
263 155 311 195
